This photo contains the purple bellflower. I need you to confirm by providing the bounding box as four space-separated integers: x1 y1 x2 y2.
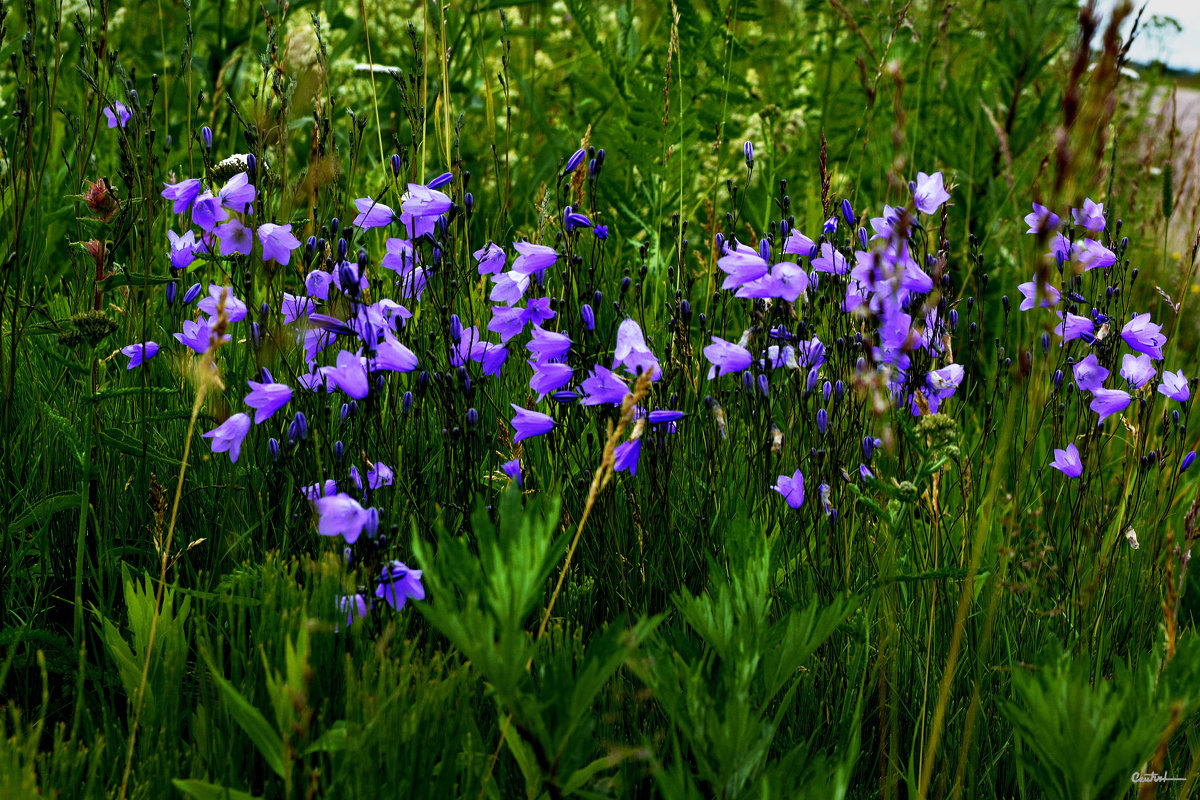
1121 313 1166 360
474 242 506 275
1159 369 1190 403
1120 353 1156 389
214 219 254 257
703 336 754 379
168 230 197 271
197 285 248 323
581 365 630 406
103 102 131 128
352 197 396 229
376 561 425 611
1050 442 1083 478
502 458 522 487
244 380 293 424
614 439 643 476
315 493 370 544
1072 354 1109 392
121 341 159 369
202 413 252 463
510 404 556 443
1071 198 1106 232
162 179 203 215
1024 202 1061 234
1090 388 1132 424
258 223 302 265
773 469 805 509
175 317 230 354
913 171 951 214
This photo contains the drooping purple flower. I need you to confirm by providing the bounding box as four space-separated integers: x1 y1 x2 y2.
736 261 810 303
926 363 965 401
648 410 686 424
162 179 203 215
373 329 419 373
1071 198 1105 232
489 270 531 306
1121 313 1166 360
301 479 338 501
174 317 230 353
168 229 197 271
509 404 555 443
717 243 769 289
1090 387 1132 424
121 341 159 369
612 319 661 379
103 102 131 128
281 293 316 325
402 183 453 218
376 561 425 611
773 469 804 509
614 439 642 476
1054 311 1094 343
202 412 252 463
1076 239 1116 271
1182 452 1196 473
1046 233 1076 263
795 337 827 370
305 269 334 301
511 241 558 279
703 336 754 379
1120 352 1156 389
1017 276 1060 311
197 285 248 323
218 172 256 214
1050 442 1083 478
783 229 817 258
502 458 522 487
1024 202 1060 234
338 594 370 629
352 197 396 229
258 223 302 265
580 364 630 406
527 326 572 363
1072 354 1109 392
244 380 293 424
314 493 369 544
214 218 254 257
190 192 228 231
529 360 573 399
474 242 506 275
327 349 371 399
1159 369 1190 403
913 171 951 214
811 242 849 275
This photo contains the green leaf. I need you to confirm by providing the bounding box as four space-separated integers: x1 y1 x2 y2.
7 491 80 535
303 721 348 755
203 655 286 780
172 778 262 800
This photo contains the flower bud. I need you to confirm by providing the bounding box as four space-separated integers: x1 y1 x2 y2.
294 411 308 440
841 198 854 227
581 303 595 331
166 281 178 306
364 507 379 539
402 391 414 414
1183 451 1196 473
450 314 463 344
822 380 832 402
564 147 587 174
390 154 402 176
743 140 754 168
835 380 845 401
268 437 279 461
806 367 819 394
817 408 828 435
464 193 474 214
201 126 212 150
427 171 452 190
758 373 769 397
467 407 479 430
250 321 261 348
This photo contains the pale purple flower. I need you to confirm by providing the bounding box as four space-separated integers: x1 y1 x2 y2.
717 244 768 289
1050 442 1083 478
926 363 964 400
1046 233 1075 263
703 336 754 379
913 171 951 214
174 317 230 353
869 205 903 240
795 337 827 369
197 285 248 323
381 237 417 276
1072 354 1109 392
202 413 252 463
258 223 302 265
1077 239 1116 271
1120 352 1156 389
214 219 254 257
326 350 371 399
305 270 334 300
401 183 452 218
474 242 506 275
783 229 817 257
773 469 805 509
811 242 849 275
376 561 425 610
352 197 396 229
1159 369 1190 403
190 192 228 231
511 241 558 278
168 229 197 271
1090 387 1132 424
489 270 531 305
302 479 338 501
282 293 316 324
614 439 642 476
1024 202 1060 234
502 458 522 487
103 102 131 128
338 594 370 628
162 179 203 215
218 172 256 213
1017 276 1060 311
315 493 369 544
1054 311 1094 343
529 360 573 399
527 326 572 363
1071 197 1105 232
612 319 661 379
1121 313 1166 360
245 380 293 423
509 404 555 442
580 364 630 406
373 330 419 372
121 341 159 369
736 261 809 303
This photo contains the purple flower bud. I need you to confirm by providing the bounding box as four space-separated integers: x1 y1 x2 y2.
467 407 479 430
334 440 344 462
758 373 770 396
841 199 854 226
245 153 257 178
250 321 261 348
835 380 844 401
1183 451 1196 473
340 403 350 420
553 390 579 403
948 309 958 330
581 303 595 331
450 314 462 344
588 158 598 177
744 140 754 167
201 126 212 150
294 411 308 441
862 436 875 460
464 193 474 214
337 238 348 260
462 375 472 394
596 148 606 167
390 154 402 176
806 367 819 394
427 171 453 190
1053 369 1064 390
564 147 587 174
817 408 828 435
715 232 725 251
364 507 379 539
330 217 340 236
305 236 317 257
268 437 279 461
822 380 832 402
402 391 413 414
181 282 201 306
1040 332 1050 355
567 211 591 230
858 227 869 250
417 371 429 393
620 276 631 295
166 281 178 306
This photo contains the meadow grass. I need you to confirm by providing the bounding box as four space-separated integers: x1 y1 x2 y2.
3 1 1200 798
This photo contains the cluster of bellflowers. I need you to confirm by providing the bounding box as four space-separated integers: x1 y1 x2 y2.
1017 199 1195 481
